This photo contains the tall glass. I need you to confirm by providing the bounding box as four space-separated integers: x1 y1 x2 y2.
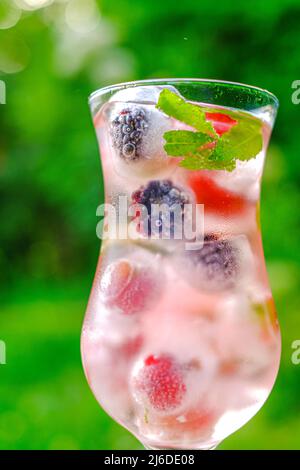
81 79 280 450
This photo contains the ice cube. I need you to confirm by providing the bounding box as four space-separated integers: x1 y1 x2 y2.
177 234 254 292
108 85 180 105
102 84 184 177
105 99 177 177
213 152 265 201
213 294 277 380
98 242 163 316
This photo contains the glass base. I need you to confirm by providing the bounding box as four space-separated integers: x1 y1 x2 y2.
143 442 219 451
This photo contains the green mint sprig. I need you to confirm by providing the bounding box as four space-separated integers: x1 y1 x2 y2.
156 89 263 172
163 130 214 156
156 88 217 135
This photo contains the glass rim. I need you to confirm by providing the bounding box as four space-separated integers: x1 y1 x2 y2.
88 77 279 109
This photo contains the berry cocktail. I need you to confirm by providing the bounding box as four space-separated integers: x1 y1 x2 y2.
81 79 280 450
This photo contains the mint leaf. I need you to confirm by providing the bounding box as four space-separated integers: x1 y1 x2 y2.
163 130 231 170
179 146 236 171
156 89 263 172
157 89 216 135
163 130 213 157
217 114 263 161
206 140 236 170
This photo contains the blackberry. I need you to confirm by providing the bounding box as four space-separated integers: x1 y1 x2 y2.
187 235 238 290
110 107 148 161
132 180 190 238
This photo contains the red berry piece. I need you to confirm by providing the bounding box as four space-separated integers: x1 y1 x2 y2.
100 259 157 315
121 335 143 357
188 172 248 216
134 355 186 412
159 408 216 434
205 112 237 136
100 259 132 298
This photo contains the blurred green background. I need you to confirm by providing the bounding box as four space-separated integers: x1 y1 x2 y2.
0 0 300 450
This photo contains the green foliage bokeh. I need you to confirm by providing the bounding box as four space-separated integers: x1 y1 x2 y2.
0 0 300 449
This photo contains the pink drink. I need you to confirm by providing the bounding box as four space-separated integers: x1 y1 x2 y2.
81 80 281 450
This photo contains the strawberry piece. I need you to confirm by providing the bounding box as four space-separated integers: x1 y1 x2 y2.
205 112 237 136
100 259 156 315
219 359 240 375
134 355 186 412
101 260 133 299
188 172 248 216
159 408 216 434
121 335 143 357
